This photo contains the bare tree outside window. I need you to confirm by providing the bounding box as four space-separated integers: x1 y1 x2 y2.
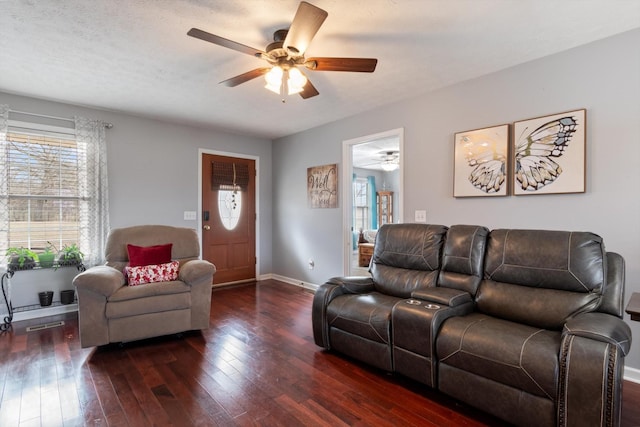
5 132 81 251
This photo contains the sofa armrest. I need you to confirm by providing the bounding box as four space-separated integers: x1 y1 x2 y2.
559 312 630 426
411 287 472 307
326 276 375 294
563 312 632 356
179 259 216 285
73 265 125 297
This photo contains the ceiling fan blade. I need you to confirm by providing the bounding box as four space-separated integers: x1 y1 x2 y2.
188 28 265 57
306 57 378 72
283 2 328 56
220 68 271 87
299 78 319 99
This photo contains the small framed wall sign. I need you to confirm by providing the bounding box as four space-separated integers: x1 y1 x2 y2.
453 124 509 197
512 109 586 195
307 163 338 208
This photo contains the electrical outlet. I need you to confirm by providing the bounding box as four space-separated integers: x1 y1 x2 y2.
308 258 315 270
183 211 197 221
415 210 427 223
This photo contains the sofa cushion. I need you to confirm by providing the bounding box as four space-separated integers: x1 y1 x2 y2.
484 229 605 293
476 280 600 330
437 312 561 400
127 243 172 267
106 281 191 319
438 224 489 296
326 292 400 344
105 225 201 272
370 223 448 298
125 261 179 286
480 229 606 328
108 279 190 302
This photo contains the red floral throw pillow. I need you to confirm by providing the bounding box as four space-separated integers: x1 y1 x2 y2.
127 243 172 267
125 261 179 286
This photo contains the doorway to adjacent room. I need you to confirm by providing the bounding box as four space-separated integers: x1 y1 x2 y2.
342 128 404 276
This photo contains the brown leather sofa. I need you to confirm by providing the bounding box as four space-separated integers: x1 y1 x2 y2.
73 225 216 347
312 223 631 427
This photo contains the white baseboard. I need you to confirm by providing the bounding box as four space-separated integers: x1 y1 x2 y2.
266 274 318 291
625 366 640 384
13 303 78 322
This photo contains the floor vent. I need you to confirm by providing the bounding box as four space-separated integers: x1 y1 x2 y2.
26 321 65 332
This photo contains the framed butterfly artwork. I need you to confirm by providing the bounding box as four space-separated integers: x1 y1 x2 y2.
453 124 510 197
512 109 586 195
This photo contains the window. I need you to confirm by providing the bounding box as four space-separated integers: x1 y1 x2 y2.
4 129 82 252
353 178 369 231
0 106 110 267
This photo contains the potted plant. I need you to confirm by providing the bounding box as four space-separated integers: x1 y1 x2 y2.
5 247 38 270
37 243 56 268
57 243 84 266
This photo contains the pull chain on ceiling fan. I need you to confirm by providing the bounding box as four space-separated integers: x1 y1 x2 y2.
187 1 378 100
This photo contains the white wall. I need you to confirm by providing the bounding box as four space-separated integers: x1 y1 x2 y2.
272 29 640 370
0 91 274 302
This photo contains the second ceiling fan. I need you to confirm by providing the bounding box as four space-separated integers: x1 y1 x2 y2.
187 1 378 99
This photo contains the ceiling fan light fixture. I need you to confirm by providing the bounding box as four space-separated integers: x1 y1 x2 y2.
381 159 399 171
264 66 307 96
287 67 307 93
265 66 284 94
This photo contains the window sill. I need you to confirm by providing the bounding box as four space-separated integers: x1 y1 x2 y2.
6 263 85 274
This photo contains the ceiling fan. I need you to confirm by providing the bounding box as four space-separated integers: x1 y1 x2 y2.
359 151 400 171
187 1 378 100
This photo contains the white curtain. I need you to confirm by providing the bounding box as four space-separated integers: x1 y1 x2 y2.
75 116 110 266
0 105 9 258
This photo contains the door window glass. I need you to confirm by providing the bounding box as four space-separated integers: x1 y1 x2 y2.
218 188 242 230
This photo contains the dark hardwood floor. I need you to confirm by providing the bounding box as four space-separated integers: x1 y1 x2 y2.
1 280 639 426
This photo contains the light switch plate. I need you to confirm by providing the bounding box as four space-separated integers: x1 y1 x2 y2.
415 210 427 223
183 211 197 221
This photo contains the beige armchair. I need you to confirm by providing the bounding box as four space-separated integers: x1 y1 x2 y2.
73 225 215 347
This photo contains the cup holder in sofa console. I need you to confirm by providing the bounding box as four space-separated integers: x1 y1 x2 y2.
405 299 422 305
424 303 440 310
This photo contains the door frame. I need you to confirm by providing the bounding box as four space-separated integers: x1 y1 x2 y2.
198 149 260 279
341 128 404 275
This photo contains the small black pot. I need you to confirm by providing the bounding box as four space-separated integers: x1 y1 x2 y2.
60 290 75 305
38 291 54 307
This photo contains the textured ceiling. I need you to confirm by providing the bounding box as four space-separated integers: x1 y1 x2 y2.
1 1 639 140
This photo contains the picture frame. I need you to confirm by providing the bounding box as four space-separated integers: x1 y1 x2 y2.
512 109 586 195
307 163 338 208
453 124 509 197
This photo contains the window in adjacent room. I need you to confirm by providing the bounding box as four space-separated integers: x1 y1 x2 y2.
353 177 369 232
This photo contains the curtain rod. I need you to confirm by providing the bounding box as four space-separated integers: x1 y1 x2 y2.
9 109 114 129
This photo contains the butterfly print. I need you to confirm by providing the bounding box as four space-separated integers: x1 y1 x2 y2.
514 116 577 191
464 140 506 193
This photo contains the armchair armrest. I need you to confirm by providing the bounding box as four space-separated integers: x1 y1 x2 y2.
411 287 472 307
73 265 125 297
563 312 632 356
179 259 216 285
326 276 375 294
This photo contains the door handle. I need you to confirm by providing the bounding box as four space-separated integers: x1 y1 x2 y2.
203 225 211 230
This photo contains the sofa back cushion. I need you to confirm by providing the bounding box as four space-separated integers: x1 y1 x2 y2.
438 225 489 296
105 225 201 272
370 224 448 298
478 229 605 329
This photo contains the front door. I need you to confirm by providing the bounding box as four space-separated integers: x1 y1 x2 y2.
202 153 256 284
